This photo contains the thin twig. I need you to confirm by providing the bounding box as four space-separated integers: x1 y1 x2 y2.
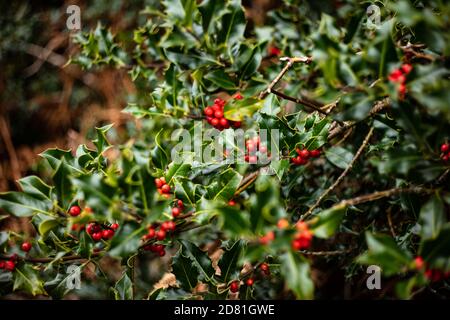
0 252 100 263
302 126 375 220
299 247 355 256
259 56 312 100
271 89 329 116
0 116 21 184
335 186 435 208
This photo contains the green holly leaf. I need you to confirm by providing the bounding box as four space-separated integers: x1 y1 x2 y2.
310 205 347 238
111 272 133 300
172 247 199 291
217 240 245 283
179 240 215 283
357 232 412 276
280 251 314 299
13 264 47 296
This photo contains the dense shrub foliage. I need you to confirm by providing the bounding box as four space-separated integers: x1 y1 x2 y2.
1 0 449 299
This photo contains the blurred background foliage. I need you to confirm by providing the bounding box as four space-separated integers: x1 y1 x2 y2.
0 0 449 300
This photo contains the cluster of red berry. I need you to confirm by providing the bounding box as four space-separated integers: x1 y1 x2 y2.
291 147 321 166
291 221 313 250
171 199 184 218
244 136 269 163
204 97 242 131
388 63 413 99
144 243 166 257
0 259 15 272
440 142 450 162
414 256 450 282
142 220 177 257
155 177 171 198
228 262 270 293
86 222 119 242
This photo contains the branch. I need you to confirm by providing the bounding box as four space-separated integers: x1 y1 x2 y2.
0 252 100 263
259 56 312 100
335 186 435 208
271 89 329 116
302 126 375 220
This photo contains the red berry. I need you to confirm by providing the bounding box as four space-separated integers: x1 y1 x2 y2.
414 256 425 270
4 260 15 271
292 239 303 250
248 155 257 163
0 261 4 269
161 221 170 231
260 263 269 272
268 46 281 56
204 107 213 116
299 149 310 159
228 199 236 206
246 141 256 152
442 154 449 162
177 199 184 209
111 223 119 231
21 242 32 252
388 69 403 82
234 93 243 100
92 232 102 242
401 64 413 74
211 118 219 127
69 205 81 217
214 110 223 119
246 278 254 286
154 178 164 188
214 98 225 107
310 149 321 158
154 244 164 252
147 227 156 239
86 223 100 235
166 221 176 232
161 184 171 194
277 218 289 229
102 229 114 240
158 249 166 257
172 207 181 218
398 83 407 96
441 144 449 153
233 121 242 128
219 118 229 128
229 281 240 293
156 229 166 241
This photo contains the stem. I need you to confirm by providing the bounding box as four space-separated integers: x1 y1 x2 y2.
259 56 312 100
302 126 375 220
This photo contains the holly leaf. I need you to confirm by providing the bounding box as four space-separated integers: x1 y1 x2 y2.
280 251 314 299
13 264 47 296
217 240 245 283
357 232 412 276
310 205 347 238
172 247 199 291
179 240 215 283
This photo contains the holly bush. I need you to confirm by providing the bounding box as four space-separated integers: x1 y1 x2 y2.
1 0 449 299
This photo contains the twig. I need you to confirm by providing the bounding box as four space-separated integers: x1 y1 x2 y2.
299 247 355 256
334 186 435 208
387 207 396 237
302 126 375 220
259 56 312 100
0 252 100 263
328 98 390 140
271 89 329 116
0 116 21 184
